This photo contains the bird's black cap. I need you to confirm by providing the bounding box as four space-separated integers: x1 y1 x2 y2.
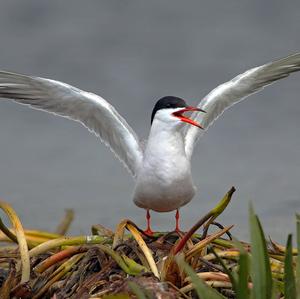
151 96 187 124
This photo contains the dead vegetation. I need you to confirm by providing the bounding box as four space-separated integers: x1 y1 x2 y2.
0 187 299 298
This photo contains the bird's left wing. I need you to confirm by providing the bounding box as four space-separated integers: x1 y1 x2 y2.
0 71 143 177
184 53 300 159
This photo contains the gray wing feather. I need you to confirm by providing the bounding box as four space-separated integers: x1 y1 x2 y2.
184 53 300 158
0 71 143 177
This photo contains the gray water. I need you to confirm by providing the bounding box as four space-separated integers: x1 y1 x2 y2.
0 1 299 242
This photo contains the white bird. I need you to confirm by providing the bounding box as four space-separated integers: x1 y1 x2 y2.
0 53 300 234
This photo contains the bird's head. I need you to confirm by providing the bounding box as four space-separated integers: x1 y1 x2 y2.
151 96 205 129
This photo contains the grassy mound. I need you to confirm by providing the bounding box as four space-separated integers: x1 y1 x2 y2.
0 187 299 299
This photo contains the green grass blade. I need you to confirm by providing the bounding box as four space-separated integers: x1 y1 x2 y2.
210 246 238 291
284 234 296 299
211 240 250 299
249 203 272 299
237 253 249 299
232 239 250 299
296 214 300 299
176 255 226 299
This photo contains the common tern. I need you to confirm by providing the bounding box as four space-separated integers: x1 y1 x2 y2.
0 53 300 234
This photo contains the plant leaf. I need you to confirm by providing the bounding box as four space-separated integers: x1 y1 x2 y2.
210 246 238 291
284 234 296 299
232 238 250 299
249 203 272 299
176 255 226 299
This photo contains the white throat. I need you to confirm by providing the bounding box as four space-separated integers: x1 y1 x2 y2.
145 117 186 159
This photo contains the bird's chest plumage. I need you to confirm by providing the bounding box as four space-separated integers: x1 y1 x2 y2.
133 129 196 212
142 143 188 184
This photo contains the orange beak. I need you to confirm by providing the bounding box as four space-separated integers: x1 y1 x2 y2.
172 106 205 129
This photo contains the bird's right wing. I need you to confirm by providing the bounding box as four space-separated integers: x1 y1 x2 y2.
184 53 300 159
0 71 143 177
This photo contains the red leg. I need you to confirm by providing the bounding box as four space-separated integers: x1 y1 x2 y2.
175 209 180 232
144 209 154 236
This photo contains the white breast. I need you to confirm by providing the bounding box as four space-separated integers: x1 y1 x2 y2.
133 117 196 212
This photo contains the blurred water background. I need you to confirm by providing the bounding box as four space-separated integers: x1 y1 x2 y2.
0 1 299 241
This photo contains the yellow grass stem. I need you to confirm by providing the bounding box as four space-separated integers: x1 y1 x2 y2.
0 229 62 247
112 219 129 249
0 200 30 283
184 271 230 283
186 225 234 260
0 218 17 243
202 250 240 261
29 235 106 257
112 219 159 278
25 230 62 239
270 257 284 274
126 222 160 279
211 238 235 248
0 232 51 246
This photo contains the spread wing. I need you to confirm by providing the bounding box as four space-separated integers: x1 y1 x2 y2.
184 53 300 159
0 71 143 177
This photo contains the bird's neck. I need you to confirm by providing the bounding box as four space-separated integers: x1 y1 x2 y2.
145 120 186 157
